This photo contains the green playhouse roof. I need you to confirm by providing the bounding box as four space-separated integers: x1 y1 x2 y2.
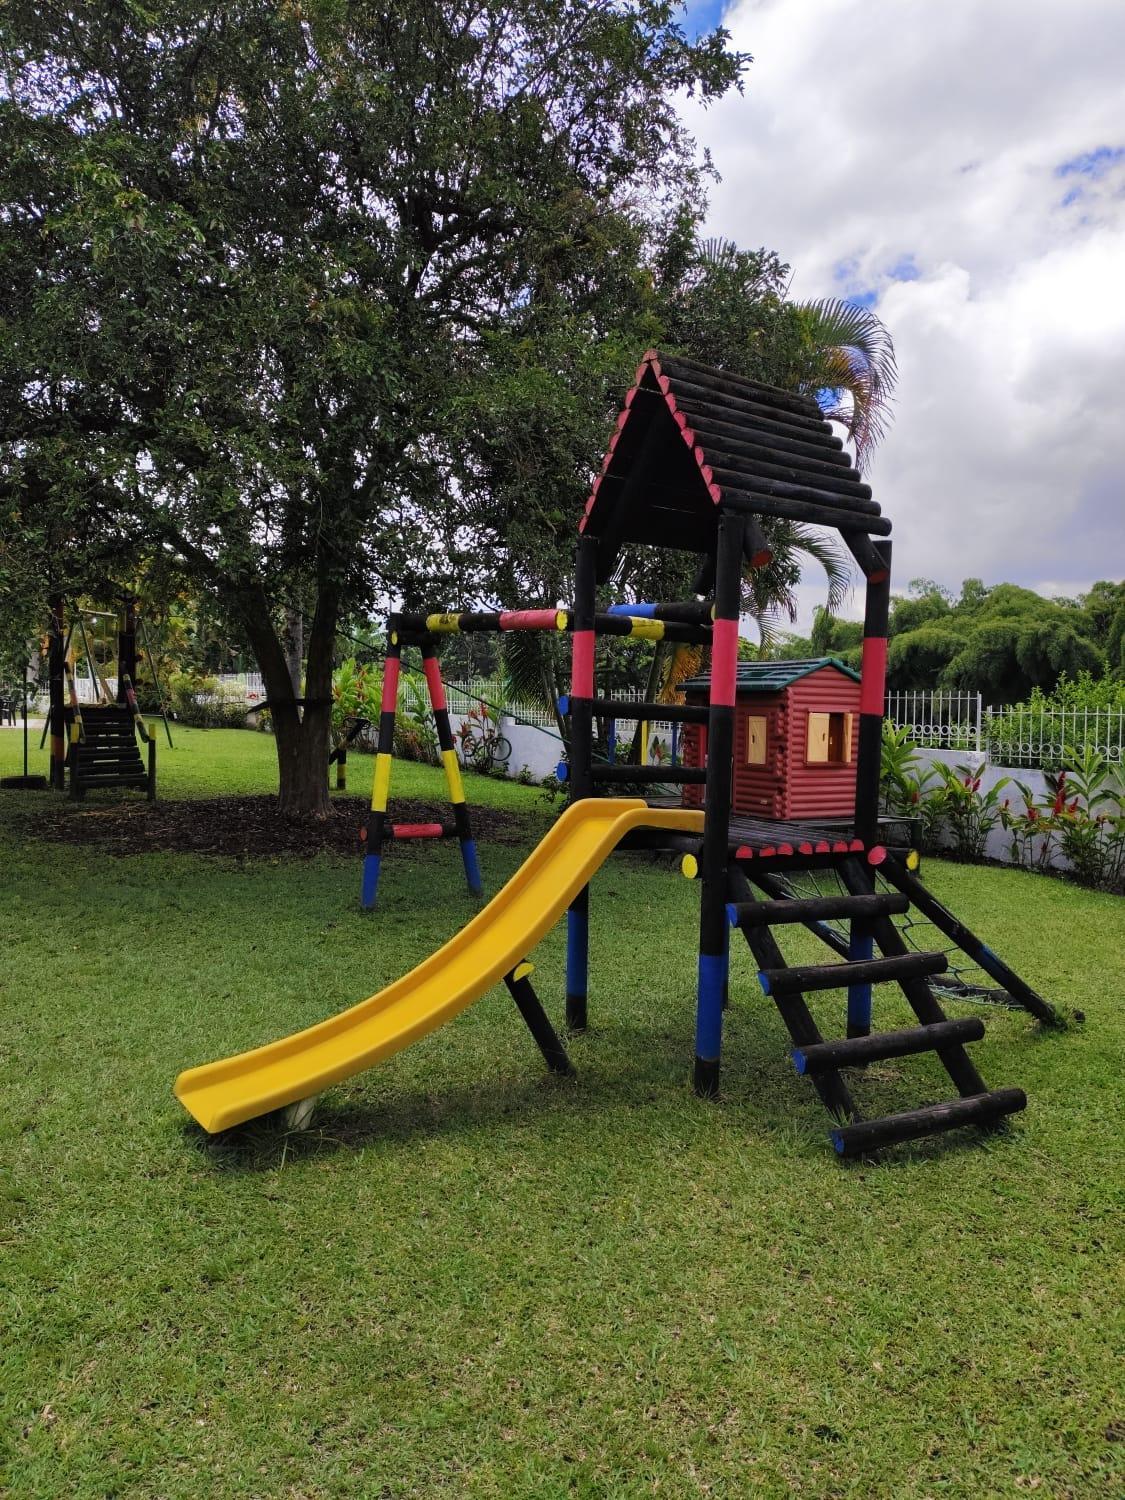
681 657 861 694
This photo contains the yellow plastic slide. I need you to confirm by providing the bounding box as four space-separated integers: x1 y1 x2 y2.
174 798 704 1133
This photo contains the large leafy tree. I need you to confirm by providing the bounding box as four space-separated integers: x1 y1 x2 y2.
882 579 1111 696
0 0 743 813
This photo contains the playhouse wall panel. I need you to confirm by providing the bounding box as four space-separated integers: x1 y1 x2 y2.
783 670 860 820
731 696 786 818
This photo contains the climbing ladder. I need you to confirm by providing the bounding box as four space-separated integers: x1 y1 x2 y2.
67 704 156 800
727 854 1028 1156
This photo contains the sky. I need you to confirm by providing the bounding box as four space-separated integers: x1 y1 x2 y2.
680 0 1125 632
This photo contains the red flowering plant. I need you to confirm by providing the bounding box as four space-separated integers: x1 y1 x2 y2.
1000 748 1124 890
1052 747 1125 891
932 761 1011 861
999 778 1059 873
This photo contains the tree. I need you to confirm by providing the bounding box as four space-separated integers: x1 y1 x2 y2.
886 626 965 690
1 0 744 814
882 578 1112 696
941 617 1103 701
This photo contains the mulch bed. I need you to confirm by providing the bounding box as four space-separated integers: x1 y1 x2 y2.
5 793 538 859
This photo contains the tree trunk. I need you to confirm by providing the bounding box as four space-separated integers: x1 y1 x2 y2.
282 607 303 692
234 581 338 819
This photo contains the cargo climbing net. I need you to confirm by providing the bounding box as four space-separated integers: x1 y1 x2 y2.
768 865 1025 1009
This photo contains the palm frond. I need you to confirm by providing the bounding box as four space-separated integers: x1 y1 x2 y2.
500 630 553 710
795 297 898 467
781 524 854 616
697 236 742 273
658 642 706 702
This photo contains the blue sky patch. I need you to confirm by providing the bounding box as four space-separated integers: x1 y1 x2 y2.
1055 145 1125 179
681 0 728 37
887 254 920 281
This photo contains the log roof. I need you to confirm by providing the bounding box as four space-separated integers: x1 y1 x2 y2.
681 657 862 694
580 350 889 580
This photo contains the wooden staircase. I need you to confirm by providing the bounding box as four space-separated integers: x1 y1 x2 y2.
728 857 1026 1156
67 704 156 800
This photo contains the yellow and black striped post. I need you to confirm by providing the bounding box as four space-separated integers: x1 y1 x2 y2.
421 641 482 896
359 634 401 910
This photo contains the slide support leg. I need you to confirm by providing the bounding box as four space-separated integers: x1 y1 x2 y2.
505 964 574 1076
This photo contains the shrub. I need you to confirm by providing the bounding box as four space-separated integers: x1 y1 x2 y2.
930 762 1010 861
393 671 439 764
169 671 251 729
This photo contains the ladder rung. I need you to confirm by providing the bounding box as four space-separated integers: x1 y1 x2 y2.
830 1088 1026 1156
728 892 909 928
759 950 947 996
589 764 708 784
793 1018 985 1074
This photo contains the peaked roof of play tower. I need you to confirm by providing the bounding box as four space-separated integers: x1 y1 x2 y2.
579 350 889 580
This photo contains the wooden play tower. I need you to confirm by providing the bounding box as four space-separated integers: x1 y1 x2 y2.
562 350 1059 1156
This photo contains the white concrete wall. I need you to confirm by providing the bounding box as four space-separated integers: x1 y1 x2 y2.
443 707 563 782
910 747 1057 867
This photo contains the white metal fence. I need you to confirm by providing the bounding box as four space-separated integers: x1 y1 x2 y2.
215 671 265 700
886 691 1124 768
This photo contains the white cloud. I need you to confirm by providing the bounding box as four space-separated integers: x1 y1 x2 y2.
686 0 1125 628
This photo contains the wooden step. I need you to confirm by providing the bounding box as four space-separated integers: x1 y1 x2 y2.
758 950 948 996
830 1088 1026 1156
72 774 148 786
727 892 909 928
792 1018 986 1074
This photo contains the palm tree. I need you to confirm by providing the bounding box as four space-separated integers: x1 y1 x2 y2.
790 296 898 471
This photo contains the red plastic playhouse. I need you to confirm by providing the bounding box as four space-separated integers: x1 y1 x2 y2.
679 657 861 821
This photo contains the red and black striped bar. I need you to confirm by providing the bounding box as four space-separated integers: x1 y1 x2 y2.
394 609 567 636
695 510 745 1097
421 642 482 897
387 822 453 840
359 634 401 910
565 533 598 1031
391 608 711 646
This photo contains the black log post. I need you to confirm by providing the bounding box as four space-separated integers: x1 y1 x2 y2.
565 533 598 1031
694 510 744 1097
117 597 138 705
849 538 891 1038
47 596 66 791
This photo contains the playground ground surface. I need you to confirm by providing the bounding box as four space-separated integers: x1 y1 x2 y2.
1 728 1122 1498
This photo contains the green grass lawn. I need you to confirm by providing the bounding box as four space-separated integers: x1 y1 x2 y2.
1 729 1122 1496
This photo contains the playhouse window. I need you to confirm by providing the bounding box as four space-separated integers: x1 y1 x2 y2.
745 715 767 765
806 711 852 765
